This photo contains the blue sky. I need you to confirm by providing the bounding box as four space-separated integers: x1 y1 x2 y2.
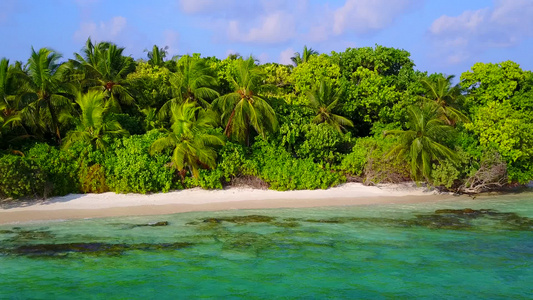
0 0 532 77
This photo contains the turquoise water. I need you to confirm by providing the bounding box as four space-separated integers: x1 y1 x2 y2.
1 193 532 299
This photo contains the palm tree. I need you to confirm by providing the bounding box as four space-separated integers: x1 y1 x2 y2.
62 90 128 150
0 101 21 136
385 103 458 182
72 38 136 112
227 53 242 60
145 45 168 67
158 55 219 122
19 47 75 143
291 45 318 66
150 102 225 178
0 59 21 128
306 80 353 133
213 56 278 145
420 75 469 125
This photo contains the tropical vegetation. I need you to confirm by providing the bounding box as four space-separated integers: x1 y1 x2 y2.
1 38 532 199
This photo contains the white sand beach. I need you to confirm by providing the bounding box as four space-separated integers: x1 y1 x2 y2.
0 183 459 224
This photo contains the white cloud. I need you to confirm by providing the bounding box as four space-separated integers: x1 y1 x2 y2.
227 11 295 44
74 16 127 42
279 47 295 65
428 0 533 64
333 0 416 35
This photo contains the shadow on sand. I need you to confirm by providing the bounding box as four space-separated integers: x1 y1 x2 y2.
0 194 87 210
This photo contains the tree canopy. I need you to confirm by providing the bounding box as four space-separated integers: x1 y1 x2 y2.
1 41 531 199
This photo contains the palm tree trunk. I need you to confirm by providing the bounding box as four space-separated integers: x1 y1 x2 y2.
224 109 235 137
47 100 61 144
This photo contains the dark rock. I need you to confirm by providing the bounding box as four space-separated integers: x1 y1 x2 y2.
2 241 194 257
305 219 344 224
144 221 169 227
200 215 276 224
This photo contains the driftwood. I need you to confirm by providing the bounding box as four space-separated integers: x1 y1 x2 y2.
229 175 270 189
459 153 508 194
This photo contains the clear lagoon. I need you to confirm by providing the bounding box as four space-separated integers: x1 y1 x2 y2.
1 192 532 299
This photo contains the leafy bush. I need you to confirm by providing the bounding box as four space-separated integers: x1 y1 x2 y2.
184 142 250 190
339 145 367 176
215 142 249 182
339 136 409 185
105 130 175 193
184 169 224 190
295 123 352 165
249 140 344 191
27 143 79 196
80 164 109 193
109 113 145 135
0 155 45 199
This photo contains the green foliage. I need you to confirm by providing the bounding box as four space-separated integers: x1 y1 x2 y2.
184 169 224 190
213 56 278 144
295 123 351 165
262 63 293 95
150 102 225 178
465 101 533 183
80 163 109 193
339 136 409 184
26 143 79 196
109 113 144 135
420 75 469 125
431 148 472 189
290 54 341 95
305 80 353 132
183 141 250 190
291 45 319 66
0 155 45 199
72 38 136 112
461 61 527 109
332 45 414 78
126 62 172 109
3 42 532 195
249 140 344 191
63 91 129 151
215 141 249 181
23 47 75 143
385 104 458 182
342 67 402 125
105 131 175 193
160 54 219 113
145 45 168 67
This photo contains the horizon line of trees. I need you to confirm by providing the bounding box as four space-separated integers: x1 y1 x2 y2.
1 38 532 199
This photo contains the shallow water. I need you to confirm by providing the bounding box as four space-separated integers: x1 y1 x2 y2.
1 193 532 299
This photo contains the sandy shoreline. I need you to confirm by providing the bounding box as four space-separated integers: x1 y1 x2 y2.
0 183 460 225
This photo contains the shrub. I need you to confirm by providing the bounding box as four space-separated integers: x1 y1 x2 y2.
0 155 45 199
339 136 409 185
249 140 344 190
27 143 79 196
105 130 175 193
80 164 109 193
295 123 352 165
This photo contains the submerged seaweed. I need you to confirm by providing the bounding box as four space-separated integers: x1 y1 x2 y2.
202 215 276 224
110 221 170 229
2 208 530 259
0 241 194 258
0 228 56 243
187 209 533 231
